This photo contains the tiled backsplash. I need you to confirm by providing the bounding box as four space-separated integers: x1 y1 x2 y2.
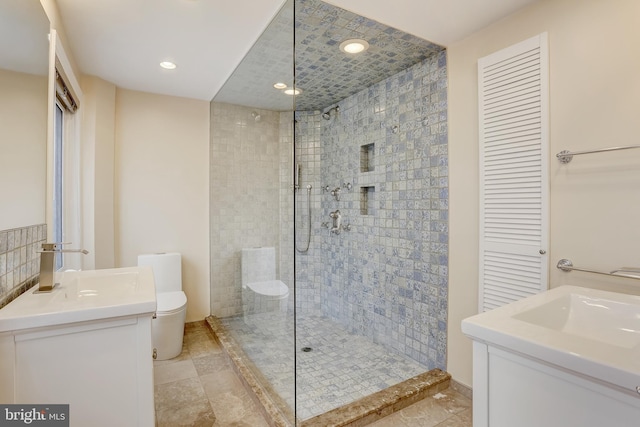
0 224 46 309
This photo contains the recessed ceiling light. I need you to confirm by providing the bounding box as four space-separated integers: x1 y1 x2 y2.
160 61 177 70
273 82 287 89
339 39 369 54
284 88 302 96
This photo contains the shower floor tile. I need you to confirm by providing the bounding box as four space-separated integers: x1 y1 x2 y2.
220 312 429 420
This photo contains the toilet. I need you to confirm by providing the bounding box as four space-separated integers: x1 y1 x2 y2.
241 247 289 316
138 252 187 360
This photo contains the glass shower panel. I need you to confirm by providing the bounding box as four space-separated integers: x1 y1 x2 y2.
209 0 296 423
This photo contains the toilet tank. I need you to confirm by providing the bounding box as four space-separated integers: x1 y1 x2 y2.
241 247 276 285
138 252 182 293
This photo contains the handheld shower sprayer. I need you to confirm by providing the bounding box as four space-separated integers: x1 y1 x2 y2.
295 163 301 190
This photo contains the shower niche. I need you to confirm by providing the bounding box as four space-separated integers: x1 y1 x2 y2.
360 186 375 215
360 143 375 172
359 143 376 215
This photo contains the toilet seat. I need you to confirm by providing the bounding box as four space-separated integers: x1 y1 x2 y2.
247 280 289 298
156 291 187 315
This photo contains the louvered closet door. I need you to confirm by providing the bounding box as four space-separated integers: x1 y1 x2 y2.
478 33 549 312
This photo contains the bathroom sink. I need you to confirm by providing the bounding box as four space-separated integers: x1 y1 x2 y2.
55 271 142 300
462 285 640 394
513 292 640 349
0 266 156 332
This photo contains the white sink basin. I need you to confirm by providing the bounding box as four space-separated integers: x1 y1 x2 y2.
0 266 156 332
54 271 142 301
462 285 640 394
513 292 640 349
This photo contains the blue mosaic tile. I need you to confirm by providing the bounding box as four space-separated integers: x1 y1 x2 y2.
295 52 448 371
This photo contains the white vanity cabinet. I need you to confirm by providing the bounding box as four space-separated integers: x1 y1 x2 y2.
0 315 154 426
472 341 640 427
0 267 156 427
462 286 640 427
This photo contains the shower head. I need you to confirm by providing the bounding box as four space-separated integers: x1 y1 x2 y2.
322 105 340 120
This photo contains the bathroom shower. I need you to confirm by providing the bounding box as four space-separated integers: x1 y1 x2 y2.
321 105 339 120
210 0 450 422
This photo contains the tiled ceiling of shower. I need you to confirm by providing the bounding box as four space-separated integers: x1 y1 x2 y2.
213 0 444 112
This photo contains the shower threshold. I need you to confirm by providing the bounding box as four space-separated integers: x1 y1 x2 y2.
206 315 451 426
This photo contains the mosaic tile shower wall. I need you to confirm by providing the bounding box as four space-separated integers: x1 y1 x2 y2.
278 113 295 292
210 39 448 370
290 113 324 313
210 103 285 317
0 224 46 309
295 51 448 369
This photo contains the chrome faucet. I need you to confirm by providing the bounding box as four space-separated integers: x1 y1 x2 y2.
37 243 89 293
331 187 341 201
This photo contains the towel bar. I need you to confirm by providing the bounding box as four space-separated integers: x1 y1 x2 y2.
556 144 640 163
556 259 640 280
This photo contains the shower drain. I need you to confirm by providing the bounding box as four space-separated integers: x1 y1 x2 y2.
301 346 313 352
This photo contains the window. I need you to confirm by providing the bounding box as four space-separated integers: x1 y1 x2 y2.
52 70 79 270
49 30 82 271
53 102 64 270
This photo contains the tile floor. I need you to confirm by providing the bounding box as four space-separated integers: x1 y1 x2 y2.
153 321 270 426
154 320 471 426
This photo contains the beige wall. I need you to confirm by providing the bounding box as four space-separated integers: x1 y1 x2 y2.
80 75 116 270
448 0 640 387
115 89 210 322
0 69 48 230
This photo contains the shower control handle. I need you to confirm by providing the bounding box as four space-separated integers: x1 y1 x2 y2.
331 187 341 201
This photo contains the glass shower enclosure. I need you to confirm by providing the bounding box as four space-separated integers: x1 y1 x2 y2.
209 0 449 424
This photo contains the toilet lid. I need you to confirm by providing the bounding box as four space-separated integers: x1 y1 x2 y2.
157 291 187 313
247 280 289 297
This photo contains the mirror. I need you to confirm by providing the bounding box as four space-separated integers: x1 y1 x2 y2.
0 0 50 230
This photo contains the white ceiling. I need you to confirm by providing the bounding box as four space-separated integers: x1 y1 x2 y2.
54 0 538 102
